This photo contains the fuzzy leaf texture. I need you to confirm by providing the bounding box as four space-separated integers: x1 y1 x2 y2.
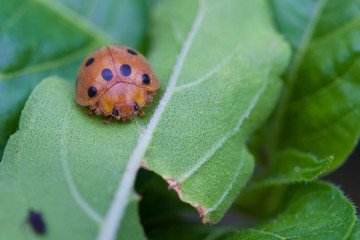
0 0 149 157
246 0 360 190
0 78 146 239
137 0 289 225
0 0 290 238
144 182 357 240
221 182 356 240
349 217 360 240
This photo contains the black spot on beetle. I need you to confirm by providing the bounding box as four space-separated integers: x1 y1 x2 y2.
28 210 46 235
127 49 137 55
133 103 139 111
88 86 97 97
120 64 131 77
113 108 119 116
85 57 94 67
101 68 113 81
142 74 150 84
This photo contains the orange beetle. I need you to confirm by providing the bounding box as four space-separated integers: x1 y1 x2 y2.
75 46 160 123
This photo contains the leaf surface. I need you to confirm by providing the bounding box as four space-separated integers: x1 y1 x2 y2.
349 217 360 240
0 0 148 156
248 150 333 190
245 0 360 194
138 0 289 225
234 150 333 218
140 182 357 240
0 78 145 239
222 182 356 240
0 0 290 238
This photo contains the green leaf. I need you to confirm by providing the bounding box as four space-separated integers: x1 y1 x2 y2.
0 78 145 239
1 0 290 237
221 182 356 240
136 170 233 240
139 0 289 225
246 0 360 192
349 216 360 240
248 149 333 190
146 225 228 240
0 0 148 157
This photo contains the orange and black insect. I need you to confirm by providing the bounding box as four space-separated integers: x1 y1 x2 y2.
76 46 160 123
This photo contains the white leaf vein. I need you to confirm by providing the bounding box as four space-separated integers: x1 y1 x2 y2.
179 69 270 183
97 0 206 239
204 150 245 214
174 46 240 92
247 228 286 239
60 106 104 225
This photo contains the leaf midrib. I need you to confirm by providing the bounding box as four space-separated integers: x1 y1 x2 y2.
97 1 205 239
286 0 328 82
268 0 328 155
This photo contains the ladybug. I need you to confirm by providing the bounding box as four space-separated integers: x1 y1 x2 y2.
76 46 160 123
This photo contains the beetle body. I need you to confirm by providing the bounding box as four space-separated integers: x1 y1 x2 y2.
76 46 160 123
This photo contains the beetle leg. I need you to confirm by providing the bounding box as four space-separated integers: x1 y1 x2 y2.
89 104 97 110
143 94 153 107
138 110 145 117
147 95 153 103
87 109 95 115
103 116 113 124
95 108 103 115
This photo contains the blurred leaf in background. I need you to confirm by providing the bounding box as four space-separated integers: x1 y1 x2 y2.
0 0 149 157
221 182 356 240
349 217 360 240
237 0 360 217
254 0 360 178
140 181 357 240
269 0 360 170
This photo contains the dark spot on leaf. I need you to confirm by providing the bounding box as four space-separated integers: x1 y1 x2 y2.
28 210 46 235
